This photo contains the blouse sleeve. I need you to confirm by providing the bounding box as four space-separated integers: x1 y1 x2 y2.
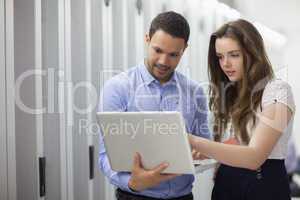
261 79 296 113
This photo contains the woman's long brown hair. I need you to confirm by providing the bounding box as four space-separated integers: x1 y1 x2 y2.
208 19 274 144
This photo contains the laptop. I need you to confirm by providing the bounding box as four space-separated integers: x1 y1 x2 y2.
97 111 216 174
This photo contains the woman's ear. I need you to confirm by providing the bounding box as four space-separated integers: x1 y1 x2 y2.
244 52 251 71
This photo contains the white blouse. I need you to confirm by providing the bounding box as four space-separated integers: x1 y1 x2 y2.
245 79 296 159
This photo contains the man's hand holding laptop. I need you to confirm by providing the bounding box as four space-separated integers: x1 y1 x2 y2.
128 152 181 192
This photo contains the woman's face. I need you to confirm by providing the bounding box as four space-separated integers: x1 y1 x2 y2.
215 37 244 82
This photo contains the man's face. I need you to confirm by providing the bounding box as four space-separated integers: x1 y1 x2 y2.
145 30 187 84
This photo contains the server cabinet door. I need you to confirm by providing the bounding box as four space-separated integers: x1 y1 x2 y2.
70 0 93 199
133 0 144 64
4 0 17 199
14 0 40 199
91 1 106 200
0 0 8 199
14 0 55 199
126 0 137 67
112 0 125 71
41 0 65 199
101 0 116 199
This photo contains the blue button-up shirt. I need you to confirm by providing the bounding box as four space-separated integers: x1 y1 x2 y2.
98 61 211 199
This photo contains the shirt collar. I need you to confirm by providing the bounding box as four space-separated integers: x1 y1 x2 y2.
139 60 177 86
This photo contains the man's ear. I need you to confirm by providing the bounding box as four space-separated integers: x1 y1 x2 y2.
181 43 188 54
184 43 188 51
145 34 150 44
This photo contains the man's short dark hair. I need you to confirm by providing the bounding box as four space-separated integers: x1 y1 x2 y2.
149 11 190 44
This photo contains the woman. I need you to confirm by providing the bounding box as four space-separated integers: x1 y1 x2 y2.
189 19 295 199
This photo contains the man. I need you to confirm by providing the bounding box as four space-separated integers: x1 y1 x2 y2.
99 11 211 200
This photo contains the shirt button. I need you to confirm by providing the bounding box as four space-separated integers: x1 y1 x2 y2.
257 168 262 172
256 173 262 180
